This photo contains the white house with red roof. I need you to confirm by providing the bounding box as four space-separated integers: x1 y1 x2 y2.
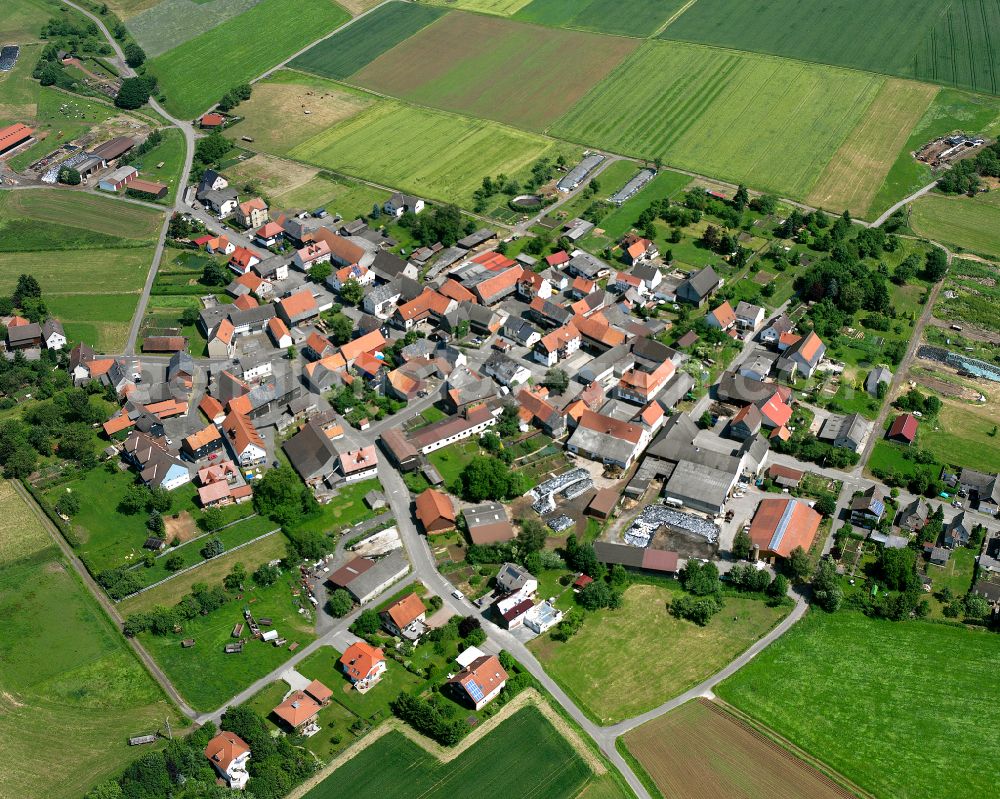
339 642 386 692
706 300 737 331
235 197 268 229
228 246 260 275
339 445 378 481
204 731 251 790
293 240 332 271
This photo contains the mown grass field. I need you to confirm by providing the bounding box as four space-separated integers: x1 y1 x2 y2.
303 706 593 799
126 0 260 56
272 172 388 216
0 188 163 239
232 71 374 155
5 0 59 43
289 98 566 205
911 0 1000 95
806 79 937 216
150 0 351 119
515 0 687 37
552 41 882 200
919 393 1000 472
138 570 316 711
910 191 1000 259
0 41 42 121
291 1 447 80
717 610 1000 799
0 482 182 799
529 584 788 725
661 0 943 79
870 88 1000 216
352 12 638 131
624 700 850 799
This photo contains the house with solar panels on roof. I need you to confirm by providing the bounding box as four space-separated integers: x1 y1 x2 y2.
850 486 886 529
447 654 508 710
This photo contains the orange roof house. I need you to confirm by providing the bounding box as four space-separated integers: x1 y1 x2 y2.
339 642 386 691
0 123 34 154
183 424 222 457
272 691 321 731
312 228 366 265
473 266 523 305
200 395 225 423
706 301 736 330
340 328 386 366
383 592 426 637
749 498 822 559
448 654 508 710
199 112 225 128
757 391 793 429
204 731 250 789
277 289 318 325
414 488 456 534
617 359 675 403
229 246 260 274
232 293 258 311
439 278 477 304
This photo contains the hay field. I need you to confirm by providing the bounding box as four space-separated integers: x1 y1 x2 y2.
0 189 163 239
661 0 944 78
806 79 938 216
150 0 351 118
515 0 687 37
910 191 1000 260
625 701 851 799
289 99 561 205
422 0 533 15
291 1 447 80
911 0 1000 95
225 152 319 197
0 484 181 799
233 71 374 154
6 0 60 42
0 481 50 567
126 0 260 56
717 610 1000 799
352 12 638 130
552 41 882 199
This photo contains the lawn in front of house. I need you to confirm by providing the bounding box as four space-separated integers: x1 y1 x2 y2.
286 478 382 538
528 583 789 724
427 439 481 488
716 610 1000 799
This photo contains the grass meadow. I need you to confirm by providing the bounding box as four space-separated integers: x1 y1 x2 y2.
624 701 850 799
806 79 937 217
528 583 788 724
150 0 351 118
117 125 187 203
919 393 1000 473
515 0 687 37
137 569 316 711
302 706 593 799
351 12 638 131
717 610 1000 799
5 0 59 43
0 481 182 799
0 41 42 121
0 189 160 351
910 191 1000 260
288 99 566 205
290 1 447 80
551 41 883 200
126 0 260 56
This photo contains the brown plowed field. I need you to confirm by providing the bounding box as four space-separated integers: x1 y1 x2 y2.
624 700 856 799
350 11 638 130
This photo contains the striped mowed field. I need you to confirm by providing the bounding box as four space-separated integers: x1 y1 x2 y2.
806 78 939 216
910 191 1000 260
288 99 567 205
349 11 639 131
551 40 884 200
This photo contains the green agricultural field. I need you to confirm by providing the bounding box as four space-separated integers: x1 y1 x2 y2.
272 173 388 218
552 41 883 200
422 0 532 15
717 610 1000 799
910 191 1000 260
302 706 593 799
0 247 154 293
911 0 1000 95
290 1 447 80
661 0 943 80
150 0 351 119
0 484 182 799
515 0 687 37
137 571 317 711
127 0 260 56
0 42 42 120
591 168 692 241
871 89 1000 218
5 0 60 43
351 12 638 131
529 583 789 725
289 99 564 206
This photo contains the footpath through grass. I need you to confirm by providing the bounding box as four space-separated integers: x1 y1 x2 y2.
717 610 1000 799
529 583 789 724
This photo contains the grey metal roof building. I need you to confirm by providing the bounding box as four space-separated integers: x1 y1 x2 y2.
557 154 605 191
610 168 655 205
